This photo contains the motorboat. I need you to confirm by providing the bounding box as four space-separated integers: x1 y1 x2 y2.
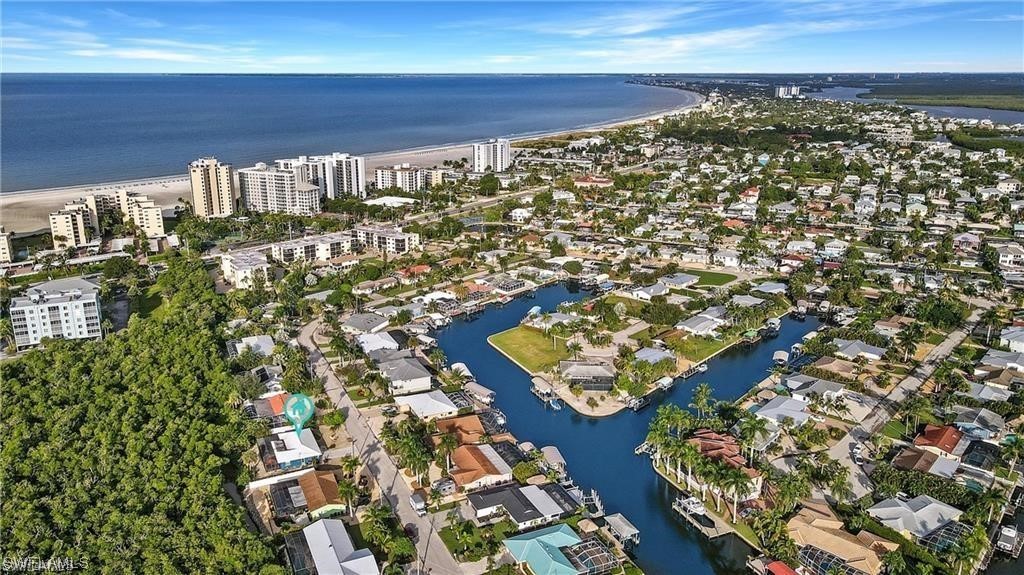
676 496 706 516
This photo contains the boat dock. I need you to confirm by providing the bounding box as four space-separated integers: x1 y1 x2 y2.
679 363 708 379
671 495 734 539
634 442 654 456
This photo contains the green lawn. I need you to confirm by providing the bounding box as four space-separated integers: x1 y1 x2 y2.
681 268 737 286
925 331 946 346
130 284 165 319
488 326 568 373
667 333 732 362
604 294 645 316
440 520 516 562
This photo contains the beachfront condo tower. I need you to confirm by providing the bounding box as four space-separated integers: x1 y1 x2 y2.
275 152 366 200
189 157 238 220
473 138 512 173
239 162 322 217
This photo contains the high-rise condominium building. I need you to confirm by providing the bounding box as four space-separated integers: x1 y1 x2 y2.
276 152 366 199
351 226 421 255
10 277 103 349
49 207 92 249
269 232 355 264
189 157 238 220
374 164 424 192
0 226 13 264
473 138 512 173
239 162 322 217
116 189 166 238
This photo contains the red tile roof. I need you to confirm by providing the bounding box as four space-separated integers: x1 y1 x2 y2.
913 424 963 454
686 428 760 478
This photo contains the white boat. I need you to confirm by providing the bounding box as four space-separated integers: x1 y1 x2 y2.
996 526 1019 552
696 363 709 373
773 350 789 366
656 376 675 390
676 496 706 516
549 398 563 411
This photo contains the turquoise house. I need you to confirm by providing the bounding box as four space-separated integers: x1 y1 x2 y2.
503 523 619 575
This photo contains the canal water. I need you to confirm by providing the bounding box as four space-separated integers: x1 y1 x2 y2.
434 283 821 575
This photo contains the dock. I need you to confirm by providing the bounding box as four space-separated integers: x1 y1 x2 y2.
679 363 707 379
671 495 735 539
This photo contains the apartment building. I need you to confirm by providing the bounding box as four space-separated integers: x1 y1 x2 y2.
374 164 424 192
116 189 166 238
49 207 93 249
0 226 13 264
220 250 272 289
473 138 512 173
189 157 238 220
276 152 366 199
269 232 355 264
10 277 103 349
239 162 322 216
351 225 421 255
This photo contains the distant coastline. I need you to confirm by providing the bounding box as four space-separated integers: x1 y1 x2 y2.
0 88 702 233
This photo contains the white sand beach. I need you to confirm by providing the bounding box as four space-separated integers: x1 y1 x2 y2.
0 96 702 234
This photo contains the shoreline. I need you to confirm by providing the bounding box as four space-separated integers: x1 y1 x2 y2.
0 89 703 234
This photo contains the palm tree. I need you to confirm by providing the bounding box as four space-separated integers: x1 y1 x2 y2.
897 321 925 363
566 341 583 360
721 466 752 520
691 383 713 419
901 396 933 436
437 433 459 472
980 307 1003 344
0 318 13 350
339 455 361 478
980 487 1008 523
738 416 769 461
883 550 907 575
429 348 447 369
337 477 359 517
946 540 979 575
679 442 701 489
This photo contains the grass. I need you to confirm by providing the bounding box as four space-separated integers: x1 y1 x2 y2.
603 294 645 316
488 326 569 373
130 284 165 319
680 268 737 286
866 93 1024 112
666 332 732 362
925 331 946 346
440 519 516 562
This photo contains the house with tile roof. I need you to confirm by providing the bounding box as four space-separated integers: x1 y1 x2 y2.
503 524 618 575
685 429 762 501
913 424 969 461
449 444 514 491
787 499 899 575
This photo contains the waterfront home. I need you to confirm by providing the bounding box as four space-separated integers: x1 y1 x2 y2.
950 406 1006 441
340 312 390 334
394 390 459 421
525 311 578 331
634 347 675 366
872 315 915 339
729 294 766 308
913 425 969 461
782 373 845 403
867 495 964 543
685 429 762 501
811 356 860 380
467 483 578 531
433 414 488 446
379 355 433 396
503 523 618 575
787 499 899 575
356 332 400 354
713 249 741 268
832 339 886 362
449 444 515 491
258 426 323 474
558 360 616 391
753 396 816 427
287 518 380 575
243 390 291 427
822 239 849 259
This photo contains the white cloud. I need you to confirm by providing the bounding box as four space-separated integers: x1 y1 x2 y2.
69 48 208 63
102 9 163 29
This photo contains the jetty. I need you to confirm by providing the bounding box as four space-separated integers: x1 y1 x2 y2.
671 495 734 539
679 362 708 379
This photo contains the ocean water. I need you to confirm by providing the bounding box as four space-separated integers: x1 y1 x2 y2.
0 74 698 192
809 86 1024 124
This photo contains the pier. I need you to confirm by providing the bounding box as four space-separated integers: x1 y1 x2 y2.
671 495 735 539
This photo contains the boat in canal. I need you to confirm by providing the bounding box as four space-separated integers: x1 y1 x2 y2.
997 525 1023 558
772 350 789 366
655 376 675 391
674 496 707 516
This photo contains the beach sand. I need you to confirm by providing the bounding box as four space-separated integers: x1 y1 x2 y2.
0 97 702 234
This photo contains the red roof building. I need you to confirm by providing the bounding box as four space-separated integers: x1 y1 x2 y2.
913 424 964 456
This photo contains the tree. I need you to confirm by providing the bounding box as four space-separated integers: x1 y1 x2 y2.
980 307 1003 344
690 383 713 419
566 341 583 360
883 550 907 575
721 466 752 520
338 477 359 517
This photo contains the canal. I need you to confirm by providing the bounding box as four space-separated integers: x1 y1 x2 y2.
434 282 821 575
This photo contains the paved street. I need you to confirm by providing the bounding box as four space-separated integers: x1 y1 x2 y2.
298 320 464 575
828 313 978 499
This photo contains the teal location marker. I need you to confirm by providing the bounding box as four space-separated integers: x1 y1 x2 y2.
284 394 316 435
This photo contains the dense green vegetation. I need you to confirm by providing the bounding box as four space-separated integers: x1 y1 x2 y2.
0 255 285 574
948 129 1024 155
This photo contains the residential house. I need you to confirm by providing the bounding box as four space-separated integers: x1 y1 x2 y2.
468 483 578 531
867 495 963 542
394 390 459 420
685 429 762 501
787 499 899 575
559 361 616 391
503 524 618 575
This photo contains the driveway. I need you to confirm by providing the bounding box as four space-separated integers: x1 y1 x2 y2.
298 319 463 575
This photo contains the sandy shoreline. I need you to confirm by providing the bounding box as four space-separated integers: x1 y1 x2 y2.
0 93 702 234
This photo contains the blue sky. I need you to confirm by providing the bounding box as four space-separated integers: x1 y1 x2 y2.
2 1 1022 73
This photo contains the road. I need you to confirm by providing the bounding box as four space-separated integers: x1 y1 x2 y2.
828 315 978 499
298 319 463 575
